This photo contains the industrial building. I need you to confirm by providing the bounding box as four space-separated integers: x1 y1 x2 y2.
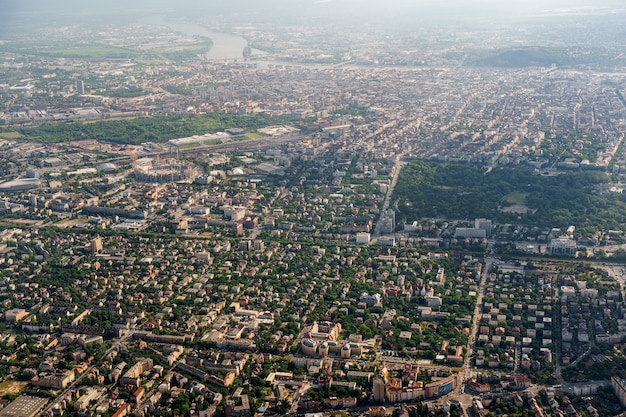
0 178 41 192
0 396 49 417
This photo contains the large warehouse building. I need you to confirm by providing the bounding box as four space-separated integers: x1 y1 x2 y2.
0 396 48 417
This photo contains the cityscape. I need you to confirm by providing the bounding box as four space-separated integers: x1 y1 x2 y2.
2 1 626 416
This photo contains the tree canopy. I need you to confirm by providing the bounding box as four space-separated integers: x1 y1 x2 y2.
394 160 626 231
8 113 284 145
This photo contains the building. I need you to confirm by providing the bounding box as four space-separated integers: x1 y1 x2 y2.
111 402 130 417
134 158 200 183
475 218 492 236
195 252 213 265
301 338 318 356
0 396 48 417
359 293 382 305
387 378 424 402
74 387 104 412
119 358 153 387
91 237 103 254
222 206 247 221
97 163 117 173
76 80 85 94
132 332 193 345
612 376 626 407
550 237 577 255
82 206 146 220
374 371 457 404
369 406 389 417
560 286 576 298
32 370 75 389
177 361 209 381
168 132 230 149
25 166 40 179
454 227 486 239
378 210 396 234
373 378 386 402
308 321 342 341
5 308 27 322
356 232 371 244
378 236 396 247
0 178 41 192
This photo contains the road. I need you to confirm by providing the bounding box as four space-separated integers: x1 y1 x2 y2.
374 154 405 236
441 258 492 410
461 258 491 384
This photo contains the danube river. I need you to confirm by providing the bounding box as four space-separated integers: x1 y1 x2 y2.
140 15 265 61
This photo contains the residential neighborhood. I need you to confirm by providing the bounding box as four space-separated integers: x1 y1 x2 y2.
2 1 626 417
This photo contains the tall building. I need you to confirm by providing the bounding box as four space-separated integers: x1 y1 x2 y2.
76 80 85 94
475 218 492 236
612 376 626 407
25 166 40 179
379 210 396 234
373 377 386 402
91 237 103 254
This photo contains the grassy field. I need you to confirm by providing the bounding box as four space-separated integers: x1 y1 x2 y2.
0 219 44 226
38 45 143 60
0 42 144 60
0 381 29 397
0 132 23 139
503 191 528 205
4 113 284 145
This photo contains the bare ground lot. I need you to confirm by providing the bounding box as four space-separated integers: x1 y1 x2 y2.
0 381 30 396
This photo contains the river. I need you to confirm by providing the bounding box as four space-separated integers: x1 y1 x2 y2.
139 15 265 61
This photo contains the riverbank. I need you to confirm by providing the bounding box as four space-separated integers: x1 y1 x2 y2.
140 15 266 61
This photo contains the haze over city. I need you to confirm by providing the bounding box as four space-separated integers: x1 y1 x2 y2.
4 0 626 25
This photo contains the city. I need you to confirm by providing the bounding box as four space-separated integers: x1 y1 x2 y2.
1 1 626 417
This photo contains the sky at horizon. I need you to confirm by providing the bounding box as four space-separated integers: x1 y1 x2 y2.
3 0 626 18
2 0 626 39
